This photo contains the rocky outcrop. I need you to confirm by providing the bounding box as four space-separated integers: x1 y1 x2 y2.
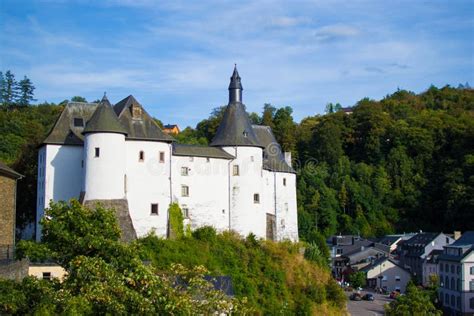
84 199 137 242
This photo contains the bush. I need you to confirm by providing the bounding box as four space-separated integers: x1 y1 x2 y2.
192 226 217 242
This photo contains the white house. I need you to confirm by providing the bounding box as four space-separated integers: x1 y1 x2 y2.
362 257 411 293
36 66 298 242
438 231 474 316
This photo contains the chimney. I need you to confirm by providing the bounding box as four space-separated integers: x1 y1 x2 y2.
284 152 292 166
454 231 461 240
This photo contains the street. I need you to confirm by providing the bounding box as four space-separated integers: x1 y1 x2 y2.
345 291 392 316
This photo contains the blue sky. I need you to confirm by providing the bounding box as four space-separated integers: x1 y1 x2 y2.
1 0 473 127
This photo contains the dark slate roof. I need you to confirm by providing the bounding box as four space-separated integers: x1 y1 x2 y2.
42 102 98 145
361 257 409 273
426 249 443 264
377 236 401 247
451 231 474 246
0 161 23 179
210 101 262 148
404 232 440 246
252 125 295 173
228 65 243 90
172 143 234 159
114 95 174 142
83 96 128 135
337 239 374 256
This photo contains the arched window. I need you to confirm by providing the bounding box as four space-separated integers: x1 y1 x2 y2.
139 151 145 162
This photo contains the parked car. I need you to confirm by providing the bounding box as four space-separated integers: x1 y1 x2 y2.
350 293 362 301
362 293 375 301
389 291 400 299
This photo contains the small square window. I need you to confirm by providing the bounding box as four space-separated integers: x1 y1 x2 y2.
189 157 194 162
139 151 145 162
250 156 254 162
233 165 239 176
181 167 189 176
95 147 100 157
283 178 286 186
151 203 159 215
42 272 51 280
159 152 165 163
253 193 260 204
181 185 189 197
206 157 210 163
182 207 189 218
73 118 84 127
395 276 401 281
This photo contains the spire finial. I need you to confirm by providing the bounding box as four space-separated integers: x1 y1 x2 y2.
229 65 243 103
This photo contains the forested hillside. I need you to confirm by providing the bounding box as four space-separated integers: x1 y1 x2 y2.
1 71 472 241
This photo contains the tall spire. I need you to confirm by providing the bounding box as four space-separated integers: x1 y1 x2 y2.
228 64 243 103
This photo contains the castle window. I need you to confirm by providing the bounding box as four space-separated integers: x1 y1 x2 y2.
182 207 189 218
250 156 254 162
283 178 286 186
181 185 189 197
181 167 189 176
73 118 84 127
189 157 194 162
95 147 100 157
253 193 260 204
243 131 248 138
233 165 239 176
42 272 51 280
159 152 165 163
206 157 210 163
150 203 159 215
139 151 145 162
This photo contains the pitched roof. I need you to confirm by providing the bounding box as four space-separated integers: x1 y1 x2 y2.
404 232 440 246
114 95 174 142
83 96 128 135
361 257 409 274
252 125 295 173
451 231 474 247
42 102 98 145
172 143 234 159
0 161 23 179
210 101 262 148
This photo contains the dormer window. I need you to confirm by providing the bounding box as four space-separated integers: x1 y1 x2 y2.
73 118 84 127
131 103 142 119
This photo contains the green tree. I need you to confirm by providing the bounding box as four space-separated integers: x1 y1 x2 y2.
273 106 296 153
385 282 442 316
347 271 366 288
70 96 87 102
17 76 36 106
261 103 276 129
1 70 19 108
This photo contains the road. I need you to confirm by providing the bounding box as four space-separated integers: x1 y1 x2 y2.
345 290 392 316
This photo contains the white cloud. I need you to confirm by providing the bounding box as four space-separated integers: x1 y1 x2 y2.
314 24 359 41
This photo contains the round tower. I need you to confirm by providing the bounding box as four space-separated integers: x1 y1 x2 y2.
82 95 128 201
210 66 266 238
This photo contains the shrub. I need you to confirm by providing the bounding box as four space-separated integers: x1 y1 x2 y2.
192 226 217 242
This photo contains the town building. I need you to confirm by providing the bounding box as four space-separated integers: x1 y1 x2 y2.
362 257 411 293
35 66 298 242
0 161 22 260
438 231 474 316
163 124 180 135
399 232 454 283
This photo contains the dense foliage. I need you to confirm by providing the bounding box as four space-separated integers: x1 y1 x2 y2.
138 227 345 315
7 201 251 315
385 281 442 316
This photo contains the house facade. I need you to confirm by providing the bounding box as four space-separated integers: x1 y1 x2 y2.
0 161 22 260
362 257 411 293
35 67 298 242
438 231 474 316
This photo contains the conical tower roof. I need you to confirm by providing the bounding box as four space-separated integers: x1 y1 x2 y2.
83 95 128 135
210 67 262 148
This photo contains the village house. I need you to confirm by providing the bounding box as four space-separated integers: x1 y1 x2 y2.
362 257 411 293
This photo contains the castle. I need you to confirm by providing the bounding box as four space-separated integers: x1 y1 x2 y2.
36 67 298 242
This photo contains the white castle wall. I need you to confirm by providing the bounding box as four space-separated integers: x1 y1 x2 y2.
124 140 171 237
222 146 266 239
275 172 298 241
172 155 230 232
36 144 83 241
83 133 126 201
